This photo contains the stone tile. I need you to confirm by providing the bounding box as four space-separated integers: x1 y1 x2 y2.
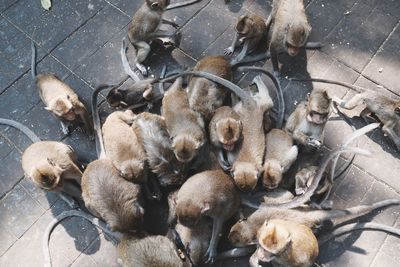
86 233 119 267
0 0 18 11
63 130 97 163
247 0 272 17
333 165 374 205
71 253 99 267
0 17 19 46
106 0 143 16
324 3 397 72
1 125 36 152
68 0 107 20
179 1 236 59
0 134 13 159
0 149 23 197
20 177 59 210
0 224 17 256
163 0 212 26
0 184 45 238
0 200 73 267
52 4 130 70
3 0 45 33
363 24 400 95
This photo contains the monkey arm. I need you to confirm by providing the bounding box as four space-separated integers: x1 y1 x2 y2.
76 104 94 137
161 18 179 29
249 251 262 267
224 31 240 56
382 124 400 150
230 40 250 66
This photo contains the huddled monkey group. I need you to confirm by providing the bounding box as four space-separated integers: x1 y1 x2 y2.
1 0 400 267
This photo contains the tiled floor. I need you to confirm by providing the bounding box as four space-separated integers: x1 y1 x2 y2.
0 0 399 266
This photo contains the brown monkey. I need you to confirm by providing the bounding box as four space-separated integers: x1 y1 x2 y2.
162 77 206 163
228 198 399 247
224 14 268 65
209 106 242 152
252 219 319 267
187 56 233 122
225 76 273 191
285 89 331 149
176 170 240 263
102 110 147 182
31 43 93 136
266 0 322 75
262 129 298 190
81 159 145 232
132 112 188 186
127 0 180 76
0 119 83 208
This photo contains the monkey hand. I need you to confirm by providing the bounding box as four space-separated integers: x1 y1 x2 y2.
135 63 148 76
307 138 322 149
295 187 306 195
224 47 234 56
204 246 217 264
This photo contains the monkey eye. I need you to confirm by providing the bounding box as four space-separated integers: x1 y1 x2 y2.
238 217 247 223
395 107 400 115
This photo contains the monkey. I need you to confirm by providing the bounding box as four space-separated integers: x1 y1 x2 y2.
187 56 233 122
176 170 240 263
262 129 298 190
290 77 400 151
209 106 242 154
127 0 180 76
294 165 321 196
102 110 147 182
81 159 145 233
228 198 399 247
161 77 206 164
0 118 83 208
121 37 143 82
285 89 332 149
43 210 121 267
31 43 93 136
131 112 188 186
250 219 319 267
224 14 268 66
266 0 322 76
221 75 274 191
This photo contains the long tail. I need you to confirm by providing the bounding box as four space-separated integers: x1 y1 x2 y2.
236 66 285 128
43 210 121 267
216 246 256 260
166 0 202 10
0 118 40 142
91 85 113 159
261 123 379 209
31 42 37 80
121 37 141 82
319 222 400 246
289 77 365 93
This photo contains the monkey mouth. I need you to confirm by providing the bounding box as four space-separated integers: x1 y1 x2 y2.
287 44 301 56
223 143 235 151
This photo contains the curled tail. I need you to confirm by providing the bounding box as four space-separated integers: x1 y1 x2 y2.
289 77 365 93
319 222 400 246
0 118 40 142
31 42 37 80
43 210 120 267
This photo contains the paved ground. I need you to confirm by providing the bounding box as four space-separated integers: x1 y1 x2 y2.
0 0 399 266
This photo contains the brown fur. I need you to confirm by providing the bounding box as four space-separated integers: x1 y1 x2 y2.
21 141 82 191
81 159 144 232
263 129 298 190
162 78 205 163
187 56 232 122
285 89 331 148
36 74 92 135
102 110 147 182
256 219 318 267
209 106 242 151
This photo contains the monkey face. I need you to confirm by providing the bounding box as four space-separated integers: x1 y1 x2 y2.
262 161 283 190
48 97 76 120
231 162 259 192
107 89 124 107
216 119 242 151
147 0 169 10
285 24 311 57
228 221 255 246
38 174 62 190
236 15 253 39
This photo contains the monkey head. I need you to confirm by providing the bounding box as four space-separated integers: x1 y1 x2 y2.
30 158 64 191
215 118 242 151
46 96 76 121
262 160 283 190
118 160 145 182
172 135 203 163
228 218 256 246
257 220 292 263
231 162 260 192
284 23 311 57
107 88 126 108
236 15 254 40
306 90 331 125
176 199 210 227
146 0 170 11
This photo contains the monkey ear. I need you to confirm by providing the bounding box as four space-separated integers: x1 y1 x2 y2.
236 15 247 32
201 202 211 214
322 90 330 99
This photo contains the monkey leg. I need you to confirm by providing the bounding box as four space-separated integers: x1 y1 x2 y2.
270 48 280 77
382 124 400 151
224 31 240 56
60 121 71 135
205 218 224 264
249 251 261 267
134 41 151 75
77 106 94 139
230 40 250 66
305 42 323 49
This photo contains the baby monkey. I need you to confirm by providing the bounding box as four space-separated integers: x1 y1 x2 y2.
285 89 331 149
224 13 268 65
31 43 92 136
128 0 180 76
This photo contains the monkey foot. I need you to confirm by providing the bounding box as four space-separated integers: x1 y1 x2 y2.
136 63 148 76
204 248 217 264
224 47 234 56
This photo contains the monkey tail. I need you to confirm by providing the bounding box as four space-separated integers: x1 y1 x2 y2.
121 37 142 82
236 66 285 129
91 85 113 159
166 0 203 10
216 246 256 260
318 222 400 246
43 209 121 267
31 42 37 80
0 118 40 143
289 77 365 93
